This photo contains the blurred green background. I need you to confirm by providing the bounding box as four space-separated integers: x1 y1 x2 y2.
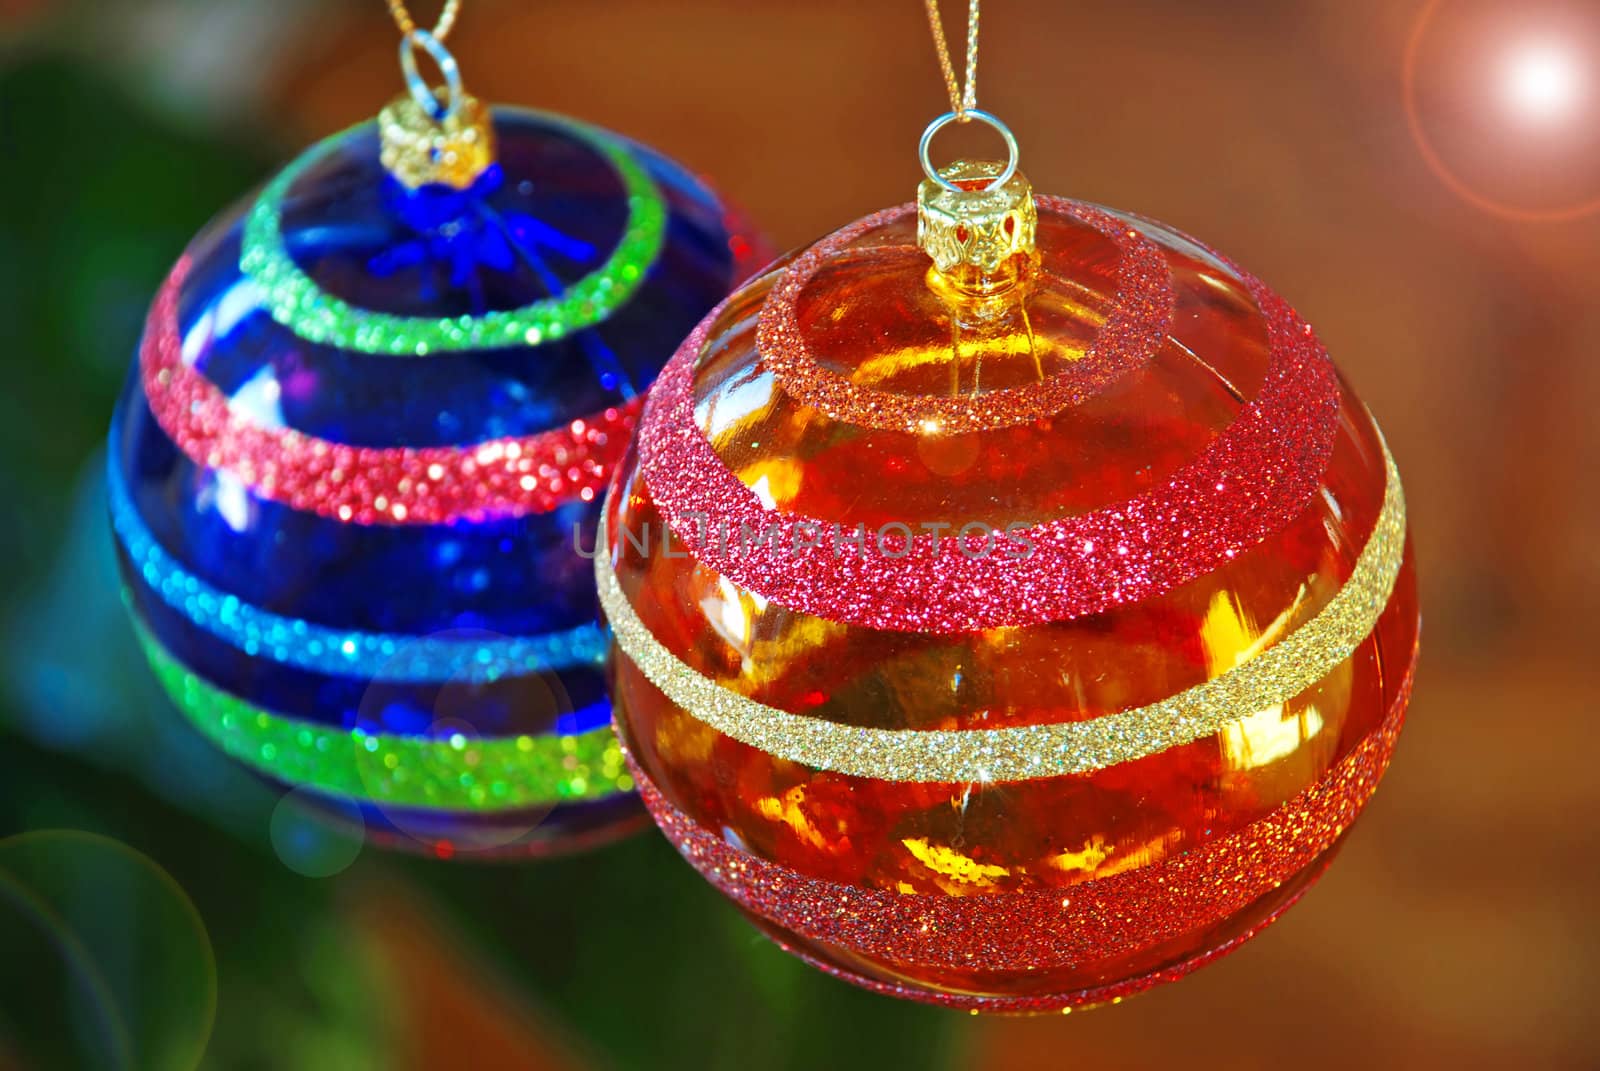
2 2 1597 1069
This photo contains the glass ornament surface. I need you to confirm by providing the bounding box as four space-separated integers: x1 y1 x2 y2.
602 184 1418 1009
111 107 768 857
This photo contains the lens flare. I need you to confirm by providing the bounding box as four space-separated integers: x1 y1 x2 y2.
1502 41 1586 124
1404 0 1600 222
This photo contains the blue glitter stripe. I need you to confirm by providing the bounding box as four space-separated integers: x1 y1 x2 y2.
107 452 608 683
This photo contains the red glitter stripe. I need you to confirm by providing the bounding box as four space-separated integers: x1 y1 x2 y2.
775 855 1332 1013
630 648 1412 976
140 256 642 526
755 200 1175 434
636 219 1340 632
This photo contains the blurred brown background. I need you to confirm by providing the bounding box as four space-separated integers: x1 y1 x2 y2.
4 1 1598 1068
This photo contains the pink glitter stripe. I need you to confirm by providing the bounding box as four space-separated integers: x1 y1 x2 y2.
755 199 1174 434
778 856 1330 1012
775 858 1331 1012
140 256 642 526
637 244 1340 632
629 647 1411 976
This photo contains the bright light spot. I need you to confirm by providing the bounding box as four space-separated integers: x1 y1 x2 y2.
227 366 284 429
1502 41 1586 124
1220 703 1325 770
707 576 752 647
208 470 253 533
748 473 777 510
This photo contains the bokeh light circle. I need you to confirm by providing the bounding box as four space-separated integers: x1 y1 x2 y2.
0 831 217 1070
269 788 366 878
1405 0 1600 222
348 628 568 857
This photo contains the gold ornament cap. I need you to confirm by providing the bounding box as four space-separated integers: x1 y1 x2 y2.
917 159 1037 274
379 91 496 189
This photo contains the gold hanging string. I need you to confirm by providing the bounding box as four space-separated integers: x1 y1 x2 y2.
384 0 462 42
924 0 980 118
917 0 1022 201
377 0 494 188
382 0 468 122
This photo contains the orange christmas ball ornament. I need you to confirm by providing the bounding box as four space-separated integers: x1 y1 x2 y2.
599 24 1418 1008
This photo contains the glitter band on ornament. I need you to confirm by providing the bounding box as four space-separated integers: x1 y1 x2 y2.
600 445 1404 782
240 115 668 355
774 859 1332 1013
108 454 606 682
141 258 641 526
638 272 1340 633
628 645 1411 974
133 619 631 810
755 199 1175 434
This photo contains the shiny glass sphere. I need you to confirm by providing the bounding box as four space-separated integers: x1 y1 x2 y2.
111 107 766 857
604 187 1417 1009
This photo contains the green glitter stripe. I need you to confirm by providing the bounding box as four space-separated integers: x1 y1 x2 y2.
239 111 668 355
133 619 632 811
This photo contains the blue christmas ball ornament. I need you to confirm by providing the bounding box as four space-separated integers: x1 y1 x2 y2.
109 98 768 857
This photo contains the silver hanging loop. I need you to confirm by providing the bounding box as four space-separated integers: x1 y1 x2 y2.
398 28 464 123
918 109 1020 194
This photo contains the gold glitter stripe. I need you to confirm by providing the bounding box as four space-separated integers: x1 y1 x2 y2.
599 447 1406 783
